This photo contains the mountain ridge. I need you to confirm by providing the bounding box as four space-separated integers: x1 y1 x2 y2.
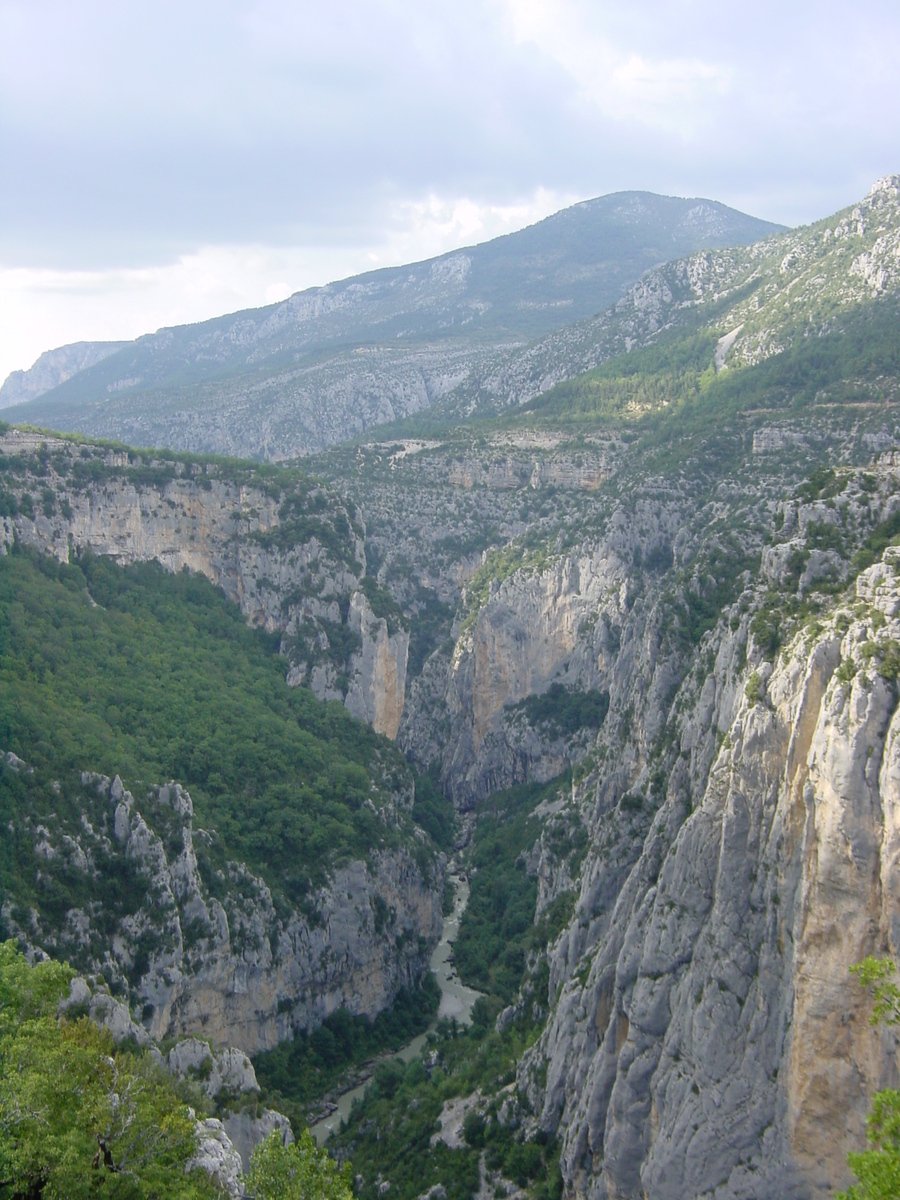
3 191 783 458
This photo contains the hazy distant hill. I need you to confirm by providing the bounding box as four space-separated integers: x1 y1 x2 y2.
4 193 782 458
0 340 126 407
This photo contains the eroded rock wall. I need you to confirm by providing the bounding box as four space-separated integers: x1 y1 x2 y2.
0 430 407 737
5 773 442 1055
518 555 900 1199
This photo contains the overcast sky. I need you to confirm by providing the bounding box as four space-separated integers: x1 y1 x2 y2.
1 0 899 384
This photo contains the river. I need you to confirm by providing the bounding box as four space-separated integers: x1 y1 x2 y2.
310 867 481 1144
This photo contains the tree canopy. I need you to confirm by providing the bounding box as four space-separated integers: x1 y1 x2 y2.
840 958 900 1200
248 1130 353 1200
0 941 222 1200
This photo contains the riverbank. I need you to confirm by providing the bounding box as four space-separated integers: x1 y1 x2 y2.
311 867 481 1144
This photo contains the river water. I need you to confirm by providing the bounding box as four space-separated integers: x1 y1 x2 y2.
310 868 481 1144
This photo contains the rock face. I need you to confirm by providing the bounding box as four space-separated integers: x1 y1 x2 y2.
0 429 407 737
189 1118 248 1199
344 591 410 738
401 506 676 808
0 340 126 407
8 772 442 1056
379 418 900 1198
512 557 900 1199
223 1110 294 1173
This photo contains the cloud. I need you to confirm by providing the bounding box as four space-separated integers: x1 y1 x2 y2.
0 186 572 382
499 0 733 135
1 0 899 380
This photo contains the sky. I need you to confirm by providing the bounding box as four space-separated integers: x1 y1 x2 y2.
1 0 899 385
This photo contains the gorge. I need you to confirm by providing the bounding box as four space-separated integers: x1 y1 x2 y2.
4 178 900 1199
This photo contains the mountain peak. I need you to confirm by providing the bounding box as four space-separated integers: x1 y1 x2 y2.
869 173 900 197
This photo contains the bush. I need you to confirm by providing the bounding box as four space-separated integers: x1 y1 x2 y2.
744 672 764 706
248 1130 352 1200
0 941 221 1199
515 683 610 737
463 1110 486 1149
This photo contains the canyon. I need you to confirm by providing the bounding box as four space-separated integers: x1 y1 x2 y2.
5 179 900 1198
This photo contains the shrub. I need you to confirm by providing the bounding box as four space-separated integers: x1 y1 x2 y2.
744 672 765 706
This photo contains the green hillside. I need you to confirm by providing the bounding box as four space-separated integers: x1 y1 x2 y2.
0 546 424 917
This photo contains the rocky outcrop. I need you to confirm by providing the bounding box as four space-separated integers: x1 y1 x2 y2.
344 591 409 738
517 554 900 1199
165 1037 296 1173
7 771 443 1056
57 972 293 1196
223 1110 294 1173
189 1118 248 1198
167 1038 261 1100
402 503 679 806
0 429 407 737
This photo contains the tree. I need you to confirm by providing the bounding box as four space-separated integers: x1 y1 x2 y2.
0 941 221 1199
839 958 900 1200
247 1130 353 1200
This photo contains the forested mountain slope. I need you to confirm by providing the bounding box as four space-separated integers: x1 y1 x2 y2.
0 432 444 1055
2 193 780 458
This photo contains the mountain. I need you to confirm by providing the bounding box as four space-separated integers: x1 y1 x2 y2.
2 193 782 458
0 339 126 407
422 173 900 422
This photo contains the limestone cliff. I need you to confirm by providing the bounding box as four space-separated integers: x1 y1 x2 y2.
401 499 680 807
512 555 900 1199
0 429 407 737
4 771 442 1056
344 591 410 738
386 424 900 1196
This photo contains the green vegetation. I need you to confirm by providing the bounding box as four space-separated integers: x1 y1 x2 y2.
456 779 574 1005
0 765 162 982
0 546 423 912
520 331 719 428
252 976 440 1130
861 639 900 684
0 942 222 1199
840 958 900 1199
248 1130 352 1200
331 778 574 1200
411 767 458 853
405 588 455 680
744 672 764 706
333 1015 561 1200
459 537 553 635
853 510 900 575
496 294 900 490
358 575 407 636
655 537 759 657
256 486 363 568
513 683 609 737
